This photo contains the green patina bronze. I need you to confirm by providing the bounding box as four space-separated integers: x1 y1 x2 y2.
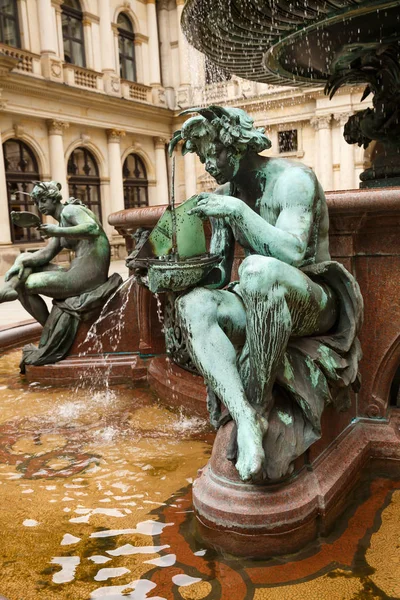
0 181 122 370
130 106 363 483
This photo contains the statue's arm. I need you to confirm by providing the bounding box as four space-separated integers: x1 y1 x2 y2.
40 205 101 239
18 238 61 268
230 170 316 266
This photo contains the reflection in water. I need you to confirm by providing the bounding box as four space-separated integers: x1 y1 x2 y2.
0 349 399 599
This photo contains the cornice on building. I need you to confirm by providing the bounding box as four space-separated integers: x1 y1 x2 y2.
0 72 174 137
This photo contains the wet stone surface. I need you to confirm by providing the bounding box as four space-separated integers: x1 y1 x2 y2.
0 349 399 599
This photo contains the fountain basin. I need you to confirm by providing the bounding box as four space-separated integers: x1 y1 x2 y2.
182 0 400 85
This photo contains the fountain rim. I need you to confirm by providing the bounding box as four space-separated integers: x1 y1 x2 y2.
182 0 400 86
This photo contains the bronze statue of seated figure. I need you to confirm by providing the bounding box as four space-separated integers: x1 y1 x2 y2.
0 181 121 370
139 106 363 483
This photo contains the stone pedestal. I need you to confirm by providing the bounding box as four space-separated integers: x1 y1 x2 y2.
24 276 164 386
193 415 400 557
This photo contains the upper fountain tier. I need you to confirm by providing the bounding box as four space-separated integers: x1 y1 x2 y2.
182 0 400 86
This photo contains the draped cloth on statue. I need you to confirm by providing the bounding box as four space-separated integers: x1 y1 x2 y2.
226 261 363 480
20 273 123 373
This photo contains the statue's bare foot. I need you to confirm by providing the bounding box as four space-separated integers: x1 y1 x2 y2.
0 285 18 303
235 413 268 482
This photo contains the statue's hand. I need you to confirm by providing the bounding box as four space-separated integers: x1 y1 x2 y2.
188 193 243 219
5 259 29 282
39 224 60 239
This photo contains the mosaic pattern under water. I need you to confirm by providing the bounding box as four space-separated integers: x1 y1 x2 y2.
0 349 399 599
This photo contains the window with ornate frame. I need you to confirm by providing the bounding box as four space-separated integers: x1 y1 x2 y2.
67 147 102 221
0 0 20 48
3 139 42 243
62 0 85 67
123 153 148 208
117 12 136 82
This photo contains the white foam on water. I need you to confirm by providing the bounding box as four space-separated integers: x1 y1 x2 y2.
107 544 170 557
23 519 39 527
144 554 176 567
90 579 166 599
94 567 130 582
70 514 91 524
89 555 112 564
51 557 80 584
61 533 81 545
90 520 173 539
172 575 202 587
111 483 130 492
70 507 126 524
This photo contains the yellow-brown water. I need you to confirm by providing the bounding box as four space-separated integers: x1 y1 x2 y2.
0 349 399 600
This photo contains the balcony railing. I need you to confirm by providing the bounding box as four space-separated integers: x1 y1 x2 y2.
122 80 152 103
63 64 104 91
0 43 41 75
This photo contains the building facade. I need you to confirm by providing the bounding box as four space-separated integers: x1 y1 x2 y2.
0 0 372 273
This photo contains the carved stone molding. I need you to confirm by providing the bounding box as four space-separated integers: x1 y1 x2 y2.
158 0 170 9
310 115 332 130
47 120 69 135
135 33 149 44
153 136 167 148
80 133 91 145
82 11 100 24
13 124 24 138
107 129 126 143
50 60 62 78
334 111 354 127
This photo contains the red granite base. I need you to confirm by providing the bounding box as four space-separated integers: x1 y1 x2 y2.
193 414 400 557
25 354 148 385
148 356 207 417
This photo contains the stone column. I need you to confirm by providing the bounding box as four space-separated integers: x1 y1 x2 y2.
154 137 169 205
53 0 64 59
184 151 197 197
335 112 356 190
107 129 125 215
19 0 31 50
98 0 115 73
0 130 12 244
82 17 94 70
311 115 333 191
38 0 57 55
47 120 69 201
158 0 172 87
176 0 190 86
146 0 162 86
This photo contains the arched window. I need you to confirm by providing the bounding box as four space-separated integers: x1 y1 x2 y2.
123 153 148 208
3 139 41 243
117 13 136 82
62 0 85 67
67 147 102 221
0 0 20 47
